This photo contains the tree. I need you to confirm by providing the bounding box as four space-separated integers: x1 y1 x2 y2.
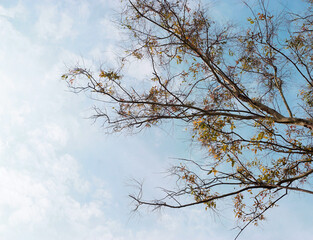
63 0 313 238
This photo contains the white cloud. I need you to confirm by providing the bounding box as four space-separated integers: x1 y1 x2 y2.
77 1 90 21
0 2 25 19
0 3 114 239
0 124 113 239
99 0 122 9
99 18 121 40
35 4 74 41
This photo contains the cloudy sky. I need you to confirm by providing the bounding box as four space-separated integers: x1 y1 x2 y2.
0 0 312 239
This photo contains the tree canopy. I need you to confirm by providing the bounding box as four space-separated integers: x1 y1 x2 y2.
63 0 313 238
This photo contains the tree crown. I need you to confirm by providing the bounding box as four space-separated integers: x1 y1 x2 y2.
64 0 313 238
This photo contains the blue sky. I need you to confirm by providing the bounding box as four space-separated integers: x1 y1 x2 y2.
0 0 312 239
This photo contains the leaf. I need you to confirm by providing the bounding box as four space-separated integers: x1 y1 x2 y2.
257 132 265 141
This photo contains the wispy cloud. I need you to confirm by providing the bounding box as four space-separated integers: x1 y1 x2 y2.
36 6 74 40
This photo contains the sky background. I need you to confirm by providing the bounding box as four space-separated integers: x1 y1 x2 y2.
0 0 312 239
